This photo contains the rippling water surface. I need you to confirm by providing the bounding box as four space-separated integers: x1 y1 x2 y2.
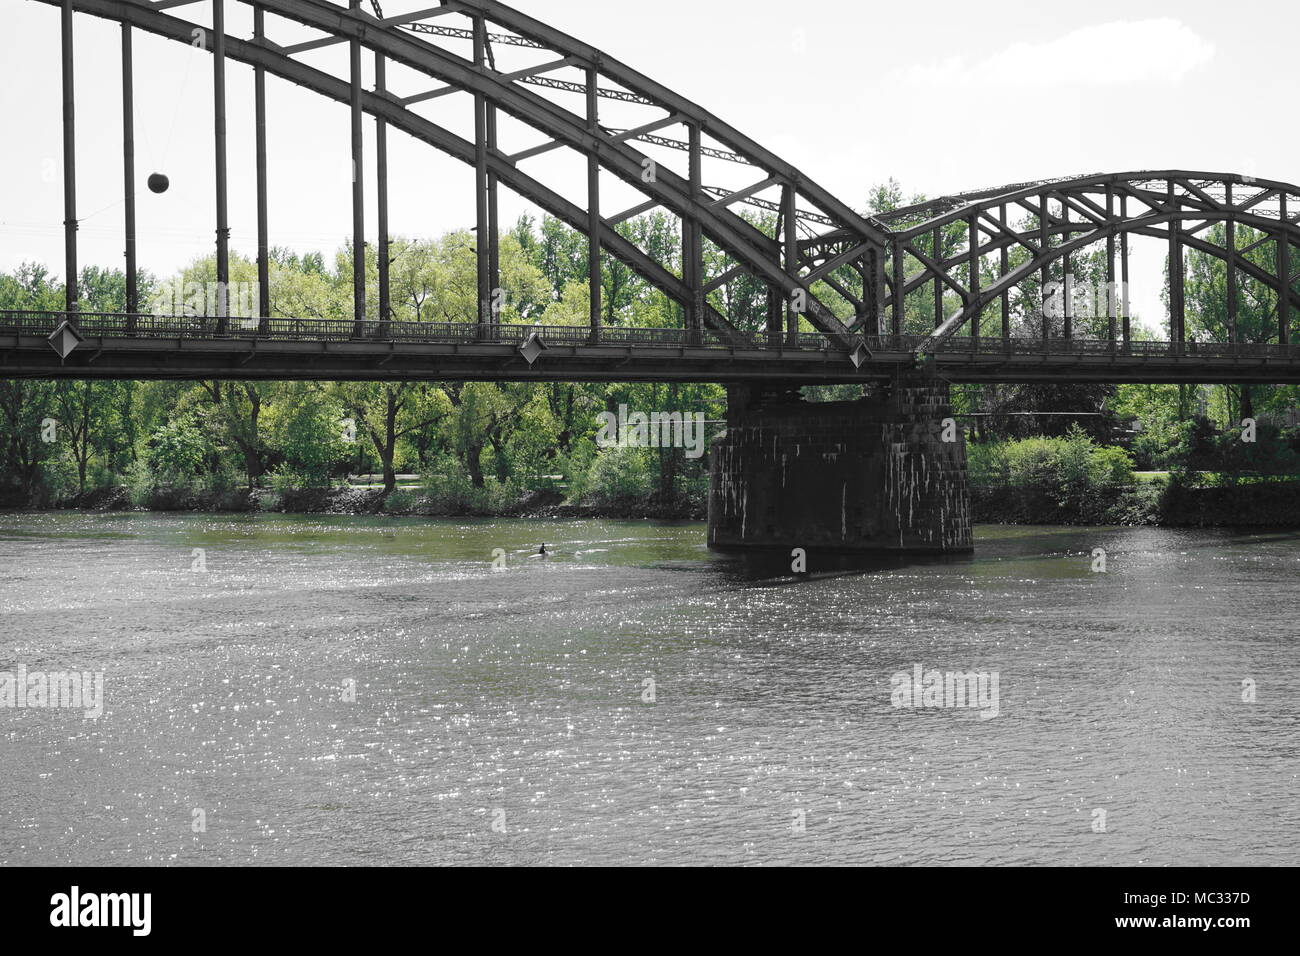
1 512 1296 866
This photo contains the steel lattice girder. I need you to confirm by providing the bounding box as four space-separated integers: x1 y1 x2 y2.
448 0 886 238
879 172 1300 352
254 0 869 341
45 0 888 347
33 2 1300 361
40 0 680 333
798 172 1300 349
48 0 754 337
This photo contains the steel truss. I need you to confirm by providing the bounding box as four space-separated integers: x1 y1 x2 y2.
27 1 1300 375
802 173 1300 355
38 0 890 353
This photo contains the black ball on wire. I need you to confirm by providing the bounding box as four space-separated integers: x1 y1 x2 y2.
147 173 170 194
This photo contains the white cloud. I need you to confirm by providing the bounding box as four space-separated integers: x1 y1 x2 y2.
894 19 1215 89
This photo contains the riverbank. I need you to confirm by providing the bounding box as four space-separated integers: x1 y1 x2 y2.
17 484 708 521
10 478 1300 528
972 478 1300 528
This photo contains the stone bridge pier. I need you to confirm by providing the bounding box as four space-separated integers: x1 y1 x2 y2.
708 378 973 553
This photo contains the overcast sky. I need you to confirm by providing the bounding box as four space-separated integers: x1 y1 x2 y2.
1 0 1295 328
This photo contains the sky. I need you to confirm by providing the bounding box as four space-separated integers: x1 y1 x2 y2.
1 0 1296 330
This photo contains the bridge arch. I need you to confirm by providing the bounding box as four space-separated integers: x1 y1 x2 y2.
35 0 886 346
20 3 1298 368
872 172 1300 353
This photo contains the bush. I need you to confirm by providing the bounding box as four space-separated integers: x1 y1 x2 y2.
85 462 120 494
967 426 1135 523
476 477 521 513
268 465 334 495
679 456 711 513
1005 437 1063 489
579 446 653 507
1092 444 1137 487
1108 478 1161 526
967 442 1010 487
383 489 417 513
422 460 479 511
126 459 154 508
559 442 597 503
1131 416 1193 472
39 458 79 504
1213 422 1300 477
421 459 521 514
204 465 240 496
146 418 207 481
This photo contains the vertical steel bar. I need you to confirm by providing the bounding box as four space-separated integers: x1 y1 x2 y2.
121 22 138 325
349 0 366 337
254 4 270 331
783 183 798 346
864 248 883 338
1168 183 1184 351
1062 214 1072 341
1039 193 1050 340
376 51 391 337
1279 193 1291 346
766 192 782 345
891 241 905 339
487 100 500 304
1120 194 1131 350
999 204 1010 343
968 218 979 344
473 16 490 333
1169 231 1185 350
1105 185 1116 348
685 122 703 344
853 260 867 334
586 65 601 343
213 0 230 330
478 19 499 303
61 0 78 317
932 227 942 329
766 283 782 346
1226 182 1237 345
680 220 692 334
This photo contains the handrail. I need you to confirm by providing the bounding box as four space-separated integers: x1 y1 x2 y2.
1 311 1295 359
0 311 839 351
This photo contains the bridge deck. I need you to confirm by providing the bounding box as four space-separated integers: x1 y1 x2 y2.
4 311 1299 384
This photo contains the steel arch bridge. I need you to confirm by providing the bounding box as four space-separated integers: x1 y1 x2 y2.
5 0 1300 384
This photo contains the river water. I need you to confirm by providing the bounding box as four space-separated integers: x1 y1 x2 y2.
0 512 1296 866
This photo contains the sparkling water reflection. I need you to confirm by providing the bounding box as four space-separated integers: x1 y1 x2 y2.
1 513 1296 865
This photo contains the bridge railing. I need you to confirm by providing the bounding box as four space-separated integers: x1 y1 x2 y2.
2 311 1295 360
866 333 1296 360
0 310 844 351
